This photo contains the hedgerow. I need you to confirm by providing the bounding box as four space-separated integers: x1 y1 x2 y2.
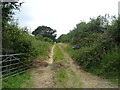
2 24 53 61
58 15 120 83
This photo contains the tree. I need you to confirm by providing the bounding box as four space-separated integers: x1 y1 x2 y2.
2 2 23 29
2 1 23 54
32 26 57 41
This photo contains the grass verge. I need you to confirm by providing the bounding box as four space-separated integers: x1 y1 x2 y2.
2 72 33 88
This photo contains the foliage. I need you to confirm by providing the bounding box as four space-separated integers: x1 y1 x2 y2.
2 2 23 29
35 35 53 43
58 15 119 83
2 2 53 61
57 34 70 43
2 24 52 61
2 2 53 88
32 25 57 41
107 16 120 44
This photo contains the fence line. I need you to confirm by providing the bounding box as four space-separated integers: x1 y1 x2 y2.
0 53 32 79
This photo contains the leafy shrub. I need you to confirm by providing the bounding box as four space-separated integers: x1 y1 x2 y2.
3 24 53 61
100 48 119 75
59 15 120 83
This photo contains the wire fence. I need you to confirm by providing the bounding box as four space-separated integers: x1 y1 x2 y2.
0 53 32 79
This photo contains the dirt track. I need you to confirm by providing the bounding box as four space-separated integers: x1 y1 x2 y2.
28 44 118 88
30 45 55 88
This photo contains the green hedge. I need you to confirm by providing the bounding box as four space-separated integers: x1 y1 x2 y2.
2 24 53 61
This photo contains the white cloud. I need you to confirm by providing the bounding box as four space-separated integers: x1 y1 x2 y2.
15 0 119 38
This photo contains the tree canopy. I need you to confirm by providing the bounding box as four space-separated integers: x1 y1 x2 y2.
32 26 57 41
2 2 23 29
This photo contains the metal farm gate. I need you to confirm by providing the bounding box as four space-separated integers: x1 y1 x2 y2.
0 53 32 79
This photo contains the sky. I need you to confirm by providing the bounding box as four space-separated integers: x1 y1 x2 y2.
14 0 119 38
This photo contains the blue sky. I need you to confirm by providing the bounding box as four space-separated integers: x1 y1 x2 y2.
14 0 119 38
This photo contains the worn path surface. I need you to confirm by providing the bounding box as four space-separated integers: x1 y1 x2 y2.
28 44 118 88
30 45 56 88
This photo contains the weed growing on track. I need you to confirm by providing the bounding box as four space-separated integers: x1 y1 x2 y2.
53 44 65 61
55 70 68 88
55 69 82 88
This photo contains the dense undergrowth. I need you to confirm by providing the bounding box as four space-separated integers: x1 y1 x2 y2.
3 24 53 61
62 44 119 84
58 15 120 84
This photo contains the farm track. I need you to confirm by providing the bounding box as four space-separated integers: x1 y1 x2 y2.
29 45 56 88
27 44 118 88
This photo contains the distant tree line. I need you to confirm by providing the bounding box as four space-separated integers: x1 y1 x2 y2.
32 26 57 42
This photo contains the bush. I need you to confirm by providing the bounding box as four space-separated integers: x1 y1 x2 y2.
2 24 53 61
60 15 120 83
